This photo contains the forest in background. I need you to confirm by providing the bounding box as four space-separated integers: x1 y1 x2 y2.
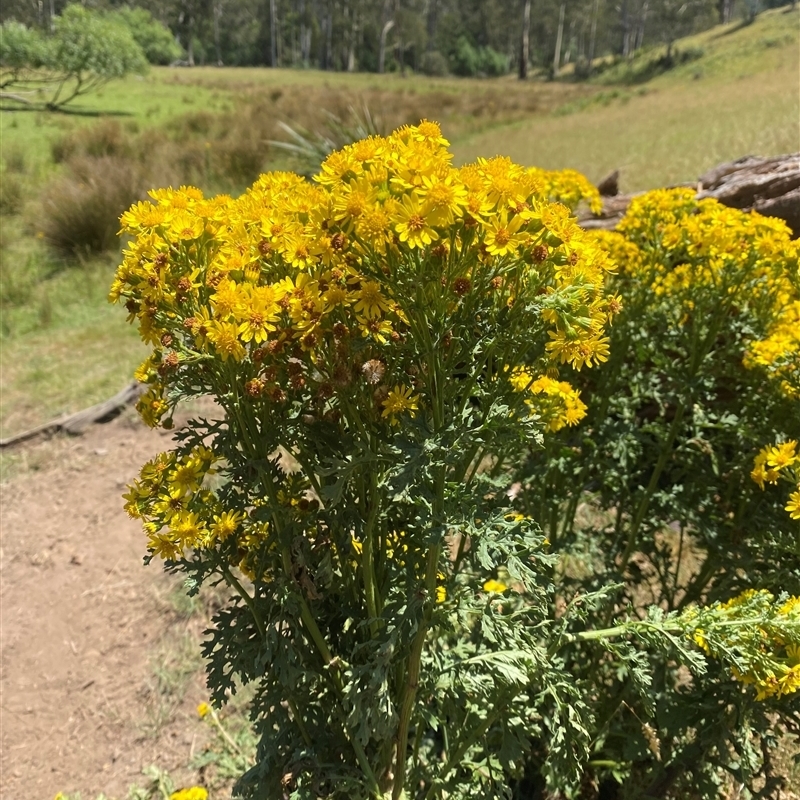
1 0 796 79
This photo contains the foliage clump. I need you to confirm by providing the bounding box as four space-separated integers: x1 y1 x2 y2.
515 187 800 796
113 126 800 799
0 5 148 109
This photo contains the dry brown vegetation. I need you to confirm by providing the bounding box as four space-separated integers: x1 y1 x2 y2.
35 77 594 258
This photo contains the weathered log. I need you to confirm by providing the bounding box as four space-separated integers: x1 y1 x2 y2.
596 169 620 197
0 381 145 449
579 153 800 234
698 153 800 234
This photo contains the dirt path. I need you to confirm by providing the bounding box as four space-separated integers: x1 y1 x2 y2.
1 411 210 800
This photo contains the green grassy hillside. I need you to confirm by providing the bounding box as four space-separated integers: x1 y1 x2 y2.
453 6 799 191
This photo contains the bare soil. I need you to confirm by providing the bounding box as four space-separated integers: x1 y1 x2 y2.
1 410 212 800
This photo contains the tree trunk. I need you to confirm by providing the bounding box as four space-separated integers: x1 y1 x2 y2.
213 1 223 66
635 0 648 51
519 0 532 79
587 0 599 74
187 12 195 67
379 18 395 73
299 0 309 66
553 2 565 77
564 18 575 64
325 6 333 70
724 0 734 23
426 0 439 51
270 0 278 67
621 0 632 58
347 2 359 72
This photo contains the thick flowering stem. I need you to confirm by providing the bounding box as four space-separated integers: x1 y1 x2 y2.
363 466 382 637
392 542 442 800
279 545 383 799
393 453 446 799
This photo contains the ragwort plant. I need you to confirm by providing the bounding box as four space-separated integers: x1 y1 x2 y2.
113 128 800 799
514 189 800 797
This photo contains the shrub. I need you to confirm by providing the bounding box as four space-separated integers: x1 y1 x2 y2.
514 189 800 796
0 20 48 86
1 5 147 109
113 126 800 799
0 172 24 214
449 36 508 77
42 156 144 255
420 50 449 76
52 118 134 164
111 6 183 66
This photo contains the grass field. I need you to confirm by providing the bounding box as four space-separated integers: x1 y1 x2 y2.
455 6 800 189
0 6 798 439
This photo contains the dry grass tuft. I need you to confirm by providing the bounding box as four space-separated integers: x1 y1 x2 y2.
41 156 147 255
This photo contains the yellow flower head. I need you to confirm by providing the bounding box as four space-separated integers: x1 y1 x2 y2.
381 385 420 425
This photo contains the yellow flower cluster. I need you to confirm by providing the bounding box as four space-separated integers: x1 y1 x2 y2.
113 122 612 417
751 441 800 520
690 589 800 701
596 188 800 395
509 367 587 432
123 446 255 561
113 122 616 562
744 300 800 399
613 189 798 304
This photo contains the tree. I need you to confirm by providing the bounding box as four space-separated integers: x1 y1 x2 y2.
0 19 47 99
45 5 148 108
112 6 183 65
0 5 147 109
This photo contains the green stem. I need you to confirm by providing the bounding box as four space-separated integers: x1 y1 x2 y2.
392 542 441 800
618 398 687 573
279 545 383 798
423 691 515 800
363 465 382 637
218 560 266 640
287 697 313 748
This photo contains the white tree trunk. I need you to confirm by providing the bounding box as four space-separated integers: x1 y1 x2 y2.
553 2 565 77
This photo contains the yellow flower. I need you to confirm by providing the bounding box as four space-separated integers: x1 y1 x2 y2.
207 320 247 362
197 701 211 718
787 489 800 520
168 460 204 498
765 441 798 470
483 579 508 593
170 788 208 800
171 511 207 548
119 200 167 232
169 211 205 241
210 510 245 542
354 281 392 320
482 212 525 257
381 385 420 425
693 629 710 654
147 529 183 560
419 172 467 226
393 194 439 249
238 285 279 343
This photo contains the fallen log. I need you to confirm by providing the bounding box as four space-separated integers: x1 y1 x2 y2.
0 381 145 449
579 153 800 234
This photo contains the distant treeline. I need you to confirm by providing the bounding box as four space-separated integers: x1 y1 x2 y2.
0 0 794 77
